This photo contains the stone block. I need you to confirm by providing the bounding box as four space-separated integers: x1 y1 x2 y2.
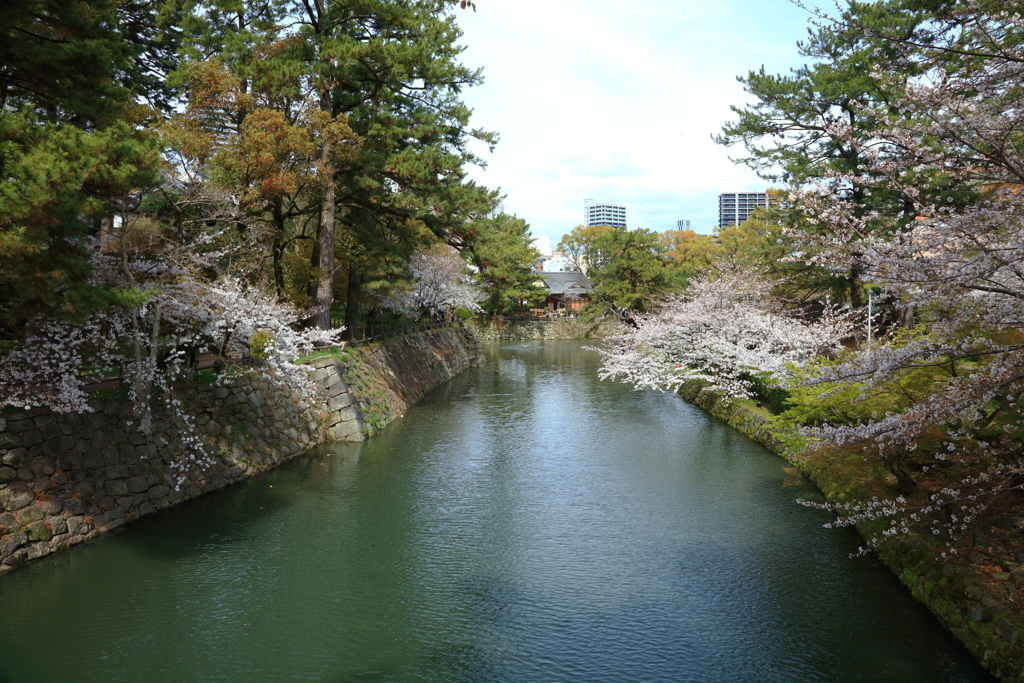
16 468 32 482
50 473 69 487
82 451 104 470
105 480 129 497
104 465 129 480
51 484 73 499
33 477 49 493
45 515 67 536
0 512 16 536
5 419 34 434
138 502 155 516
73 481 94 499
25 541 50 561
0 531 27 556
25 520 51 542
2 549 27 566
50 533 71 551
92 432 113 450
102 445 120 466
40 423 61 442
325 394 348 411
32 415 56 429
331 419 363 441
118 443 136 461
39 496 62 516
0 483 34 511
64 498 85 516
2 448 31 469
125 475 148 491
16 505 43 526
92 510 116 527
30 456 55 479
73 425 93 440
66 516 90 536
55 450 82 471
337 405 362 423
97 518 124 534
41 438 63 459
0 467 15 485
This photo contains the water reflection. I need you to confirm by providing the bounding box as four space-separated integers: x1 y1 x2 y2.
0 341 994 682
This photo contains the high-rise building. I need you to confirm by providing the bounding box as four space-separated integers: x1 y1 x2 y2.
718 192 770 227
676 219 691 231
584 199 627 228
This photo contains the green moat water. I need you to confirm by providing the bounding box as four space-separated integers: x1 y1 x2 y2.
0 342 994 682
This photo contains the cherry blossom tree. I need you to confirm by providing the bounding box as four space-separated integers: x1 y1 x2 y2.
376 244 483 320
781 2 1024 551
0 221 342 483
595 270 854 399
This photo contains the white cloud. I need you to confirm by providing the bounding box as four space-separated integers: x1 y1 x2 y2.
455 0 833 243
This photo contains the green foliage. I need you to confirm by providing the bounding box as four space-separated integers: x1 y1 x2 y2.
660 229 721 277
0 114 162 336
465 213 541 315
743 372 791 414
0 0 173 339
713 2 949 309
249 330 275 361
455 307 475 321
86 385 129 402
558 224 675 313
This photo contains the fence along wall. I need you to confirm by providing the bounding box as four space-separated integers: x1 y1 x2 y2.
466 317 612 341
0 326 482 574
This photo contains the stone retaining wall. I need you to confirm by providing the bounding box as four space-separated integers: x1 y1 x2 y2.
466 318 611 341
339 326 482 437
0 326 481 575
677 380 1024 682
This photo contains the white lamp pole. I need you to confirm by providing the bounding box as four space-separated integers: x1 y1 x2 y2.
867 290 873 348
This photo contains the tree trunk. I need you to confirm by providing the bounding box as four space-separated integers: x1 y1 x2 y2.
898 304 915 328
849 267 865 309
885 454 918 496
344 265 362 343
308 91 336 330
272 202 286 299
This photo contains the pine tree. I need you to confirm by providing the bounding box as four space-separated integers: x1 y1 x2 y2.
0 0 174 339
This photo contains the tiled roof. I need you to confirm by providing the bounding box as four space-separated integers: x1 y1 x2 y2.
538 272 593 294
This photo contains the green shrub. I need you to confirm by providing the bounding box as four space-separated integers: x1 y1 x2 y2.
455 307 475 321
249 330 275 361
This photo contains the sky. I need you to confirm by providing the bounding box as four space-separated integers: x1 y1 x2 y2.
454 0 833 245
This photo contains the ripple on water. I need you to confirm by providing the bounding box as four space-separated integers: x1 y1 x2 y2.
0 341 995 683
